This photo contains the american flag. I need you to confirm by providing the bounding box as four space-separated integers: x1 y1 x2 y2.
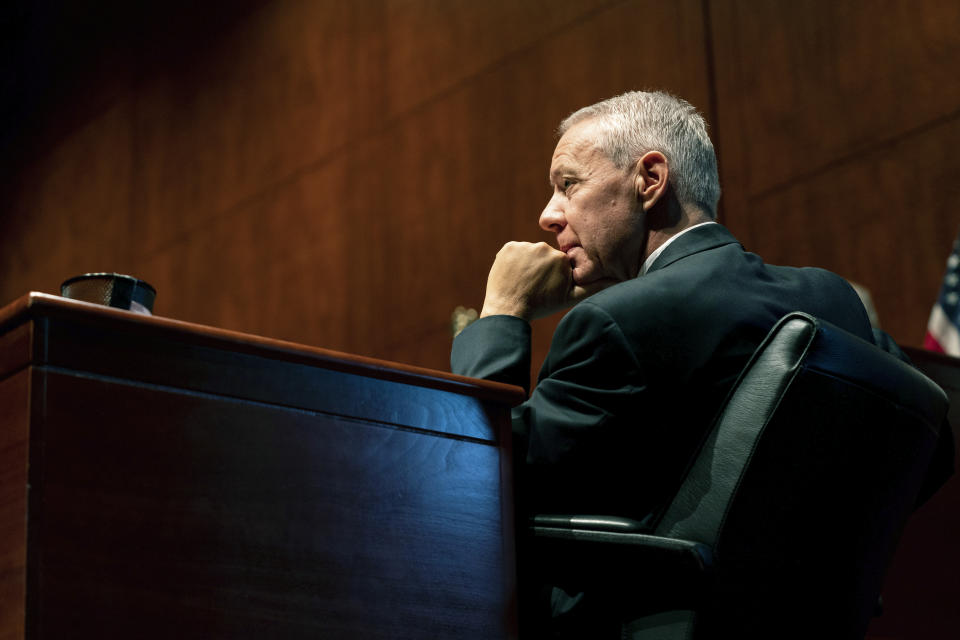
925 231 960 355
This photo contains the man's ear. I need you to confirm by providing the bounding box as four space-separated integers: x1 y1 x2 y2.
634 151 669 211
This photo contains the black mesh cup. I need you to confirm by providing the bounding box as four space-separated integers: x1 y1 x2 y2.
60 273 156 315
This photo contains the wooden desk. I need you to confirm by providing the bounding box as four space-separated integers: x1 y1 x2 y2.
0 293 523 639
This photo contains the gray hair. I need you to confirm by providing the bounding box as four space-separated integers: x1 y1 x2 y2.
559 90 721 218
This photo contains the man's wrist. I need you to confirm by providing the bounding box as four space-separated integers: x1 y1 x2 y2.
480 297 531 321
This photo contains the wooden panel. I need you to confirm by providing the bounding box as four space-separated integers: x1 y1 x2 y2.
0 292 524 435
0 323 33 384
709 0 960 347
129 0 617 256
710 0 960 200
720 115 960 346
0 294 521 638
0 370 30 640
32 369 511 638
41 312 506 442
0 100 136 301
2 0 621 308
127 158 354 348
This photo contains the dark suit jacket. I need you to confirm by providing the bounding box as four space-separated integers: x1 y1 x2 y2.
452 224 879 521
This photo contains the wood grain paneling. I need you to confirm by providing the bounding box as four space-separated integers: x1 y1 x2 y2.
41 311 509 442
35 370 508 638
710 0 960 201
0 299 521 638
727 116 960 344
709 0 960 347
130 0 618 255
0 101 135 301
0 371 29 640
0 323 32 384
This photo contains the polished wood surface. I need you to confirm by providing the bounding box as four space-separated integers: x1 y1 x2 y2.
0 293 522 639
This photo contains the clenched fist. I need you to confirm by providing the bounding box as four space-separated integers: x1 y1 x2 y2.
480 242 613 320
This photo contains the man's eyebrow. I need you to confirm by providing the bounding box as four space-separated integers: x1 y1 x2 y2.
548 165 575 185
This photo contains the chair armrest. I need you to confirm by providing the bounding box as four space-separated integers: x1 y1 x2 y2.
529 515 713 605
533 514 652 533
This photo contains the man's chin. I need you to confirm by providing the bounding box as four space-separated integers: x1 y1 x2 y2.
572 261 604 284
571 268 594 287
573 268 622 294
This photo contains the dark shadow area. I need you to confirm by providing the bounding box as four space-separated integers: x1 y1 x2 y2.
0 0 269 180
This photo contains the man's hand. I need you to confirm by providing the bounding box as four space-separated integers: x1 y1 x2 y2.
480 242 613 321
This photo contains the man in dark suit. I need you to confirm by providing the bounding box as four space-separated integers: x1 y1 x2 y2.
450 91 944 635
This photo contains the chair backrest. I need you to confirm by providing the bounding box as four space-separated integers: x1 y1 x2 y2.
653 312 948 638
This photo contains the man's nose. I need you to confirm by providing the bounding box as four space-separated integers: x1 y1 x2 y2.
539 195 566 233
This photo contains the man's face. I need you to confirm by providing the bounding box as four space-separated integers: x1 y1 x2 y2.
540 119 646 286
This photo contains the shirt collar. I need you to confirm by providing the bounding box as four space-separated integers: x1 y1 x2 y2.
640 221 718 276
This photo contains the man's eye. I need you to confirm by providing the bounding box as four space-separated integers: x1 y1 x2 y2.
562 179 574 191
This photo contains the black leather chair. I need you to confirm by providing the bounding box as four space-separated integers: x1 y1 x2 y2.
530 312 949 639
